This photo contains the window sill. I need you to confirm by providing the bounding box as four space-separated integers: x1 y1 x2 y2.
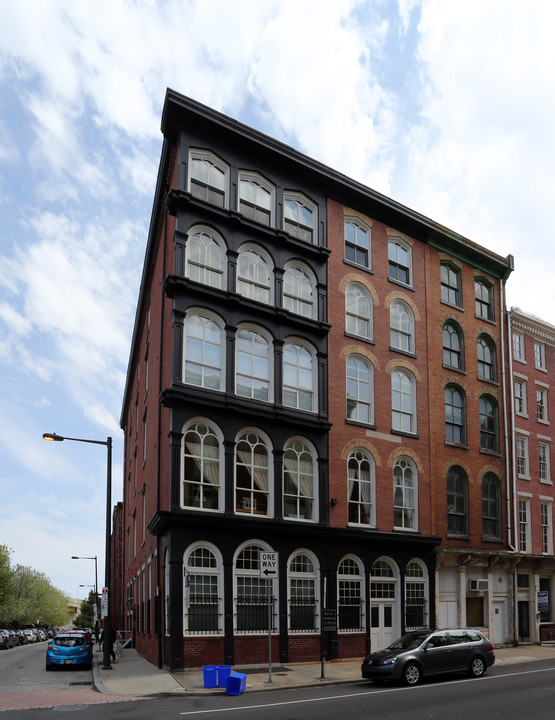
518 475 532 481
441 299 464 312
479 448 502 458
391 429 419 440
442 363 466 375
477 376 499 387
389 346 416 359
445 440 469 450
346 419 376 431
476 314 496 326
343 258 373 274
446 533 470 540
345 331 375 345
388 277 415 291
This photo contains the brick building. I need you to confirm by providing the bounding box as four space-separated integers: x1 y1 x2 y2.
118 89 518 670
508 308 555 643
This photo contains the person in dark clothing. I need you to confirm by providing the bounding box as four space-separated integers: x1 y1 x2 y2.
99 627 117 661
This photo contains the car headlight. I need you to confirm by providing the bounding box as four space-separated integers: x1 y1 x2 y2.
381 658 397 666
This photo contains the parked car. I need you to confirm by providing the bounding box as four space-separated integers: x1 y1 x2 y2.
361 628 495 686
0 629 14 649
45 633 92 671
16 629 28 645
23 629 36 643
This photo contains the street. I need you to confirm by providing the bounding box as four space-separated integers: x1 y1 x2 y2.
1 644 555 719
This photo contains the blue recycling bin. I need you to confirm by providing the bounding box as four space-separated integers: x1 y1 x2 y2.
226 672 247 695
217 665 232 687
202 665 218 688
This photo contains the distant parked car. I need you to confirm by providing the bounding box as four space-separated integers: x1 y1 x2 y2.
0 629 13 649
23 629 36 643
16 629 27 645
361 628 495 686
45 633 92 671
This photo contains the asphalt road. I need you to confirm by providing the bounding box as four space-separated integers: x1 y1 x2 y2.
1 644 555 719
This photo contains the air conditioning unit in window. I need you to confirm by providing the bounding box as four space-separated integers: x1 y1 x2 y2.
468 579 489 592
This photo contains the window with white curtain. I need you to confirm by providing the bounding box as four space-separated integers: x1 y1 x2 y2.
283 438 316 521
234 430 272 516
181 420 222 511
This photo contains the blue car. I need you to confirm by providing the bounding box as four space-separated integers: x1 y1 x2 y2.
45 633 92 671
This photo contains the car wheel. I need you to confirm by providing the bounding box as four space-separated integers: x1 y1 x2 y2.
403 662 421 686
469 656 485 678
45 664 52 672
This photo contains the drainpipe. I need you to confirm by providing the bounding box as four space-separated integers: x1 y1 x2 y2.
504 300 518 552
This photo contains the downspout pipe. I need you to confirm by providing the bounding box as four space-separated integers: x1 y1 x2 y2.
505 301 518 552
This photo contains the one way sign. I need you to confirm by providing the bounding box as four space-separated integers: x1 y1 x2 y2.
259 551 279 578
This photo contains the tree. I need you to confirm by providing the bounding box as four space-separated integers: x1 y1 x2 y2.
0 553 71 628
74 590 98 629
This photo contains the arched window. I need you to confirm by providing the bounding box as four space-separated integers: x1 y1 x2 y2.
283 262 316 318
184 311 224 390
234 542 275 633
345 219 371 268
475 278 494 320
283 438 316 521
288 551 319 632
347 449 375 526
345 283 373 340
370 558 400 649
391 368 416 433
393 457 418 530
388 238 412 285
390 300 414 353
337 556 364 631
183 543 222 634
346 355 374 424
477 334 496 381
480 395 498 452
445 385 466 445
447 466 468 536
443 321 464 370
238 172 274 226
404 560 428 630
237 245 272 304
283 340 316 412
185 227 226 289
189 149 229 208
235 431 272 516
181 420 223 511
235 326 271 402
283 192 317 243
482 473 501 539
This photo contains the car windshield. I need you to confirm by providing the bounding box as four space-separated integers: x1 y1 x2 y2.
55 636 85 647
388 631 431 650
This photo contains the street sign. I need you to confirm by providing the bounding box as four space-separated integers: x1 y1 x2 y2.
322 608 337 631
260 551 278 578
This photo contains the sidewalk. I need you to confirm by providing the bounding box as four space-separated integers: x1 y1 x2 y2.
93 643 555 698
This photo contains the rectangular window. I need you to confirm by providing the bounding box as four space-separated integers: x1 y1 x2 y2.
535 341 546 370
338 580 363 631
513 332 525 361
517 436 529 477
515 379 527 415
441 264 461 306
537 386 549 423
539 442 550 482
541 502 553 555
519 498 530 552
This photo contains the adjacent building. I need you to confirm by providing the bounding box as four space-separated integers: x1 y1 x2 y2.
118 88 541 672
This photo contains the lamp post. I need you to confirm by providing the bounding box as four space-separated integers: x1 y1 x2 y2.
73 556 99 640
43 432 113 670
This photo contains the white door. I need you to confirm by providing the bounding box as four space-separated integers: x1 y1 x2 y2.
439 600 458 628
370 603 394 650
493 600 507 644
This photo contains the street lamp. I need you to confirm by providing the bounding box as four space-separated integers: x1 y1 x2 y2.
72 556 99 640
43 432 113 670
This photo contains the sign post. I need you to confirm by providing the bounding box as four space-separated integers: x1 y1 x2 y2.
260 551 278 684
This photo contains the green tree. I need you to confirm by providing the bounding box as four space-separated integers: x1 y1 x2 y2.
74 590 98 629
0 545 14 608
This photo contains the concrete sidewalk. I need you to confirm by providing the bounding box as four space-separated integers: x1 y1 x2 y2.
93 643 555 698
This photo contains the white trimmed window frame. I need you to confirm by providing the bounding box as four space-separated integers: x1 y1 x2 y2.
188 149 230 209
181 417 225 512
287 549 320 633
345 282 373 340
388 237 413 286
235 323 273 403
346 355 374 425
283 191 318 244
390 300 415 353
344 217 372 269
238 171 275 226
283 437 318 522
236 243 273 305
283 261 317 319
185 224 227 289
183 542 224 635
183 309 225 391
282 337 317 412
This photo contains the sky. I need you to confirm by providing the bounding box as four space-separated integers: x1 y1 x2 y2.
1 0 554 601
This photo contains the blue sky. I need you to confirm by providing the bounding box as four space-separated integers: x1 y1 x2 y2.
1 0 554 599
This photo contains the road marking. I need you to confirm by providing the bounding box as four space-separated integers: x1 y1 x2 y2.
179 666 555 716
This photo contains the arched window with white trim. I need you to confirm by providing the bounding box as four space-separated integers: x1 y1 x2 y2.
393 457 418 530
235 325 272 402
234 541 276 633
238 172 274 226
234 430 272 516
391 368 417 433
346 355 374 425
390 300 414 353
181 419 223 511
283 438 317 521
237 244 273 304
183 311 224 390
347 449 376 526
185 226 226 289
337 556 364 632
283 261 316 319
288 550 319 632
404 560 429 630
189 149 229 208
283 339 317 412
283 192 317 243
183 543 223 634
345 283 373 340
